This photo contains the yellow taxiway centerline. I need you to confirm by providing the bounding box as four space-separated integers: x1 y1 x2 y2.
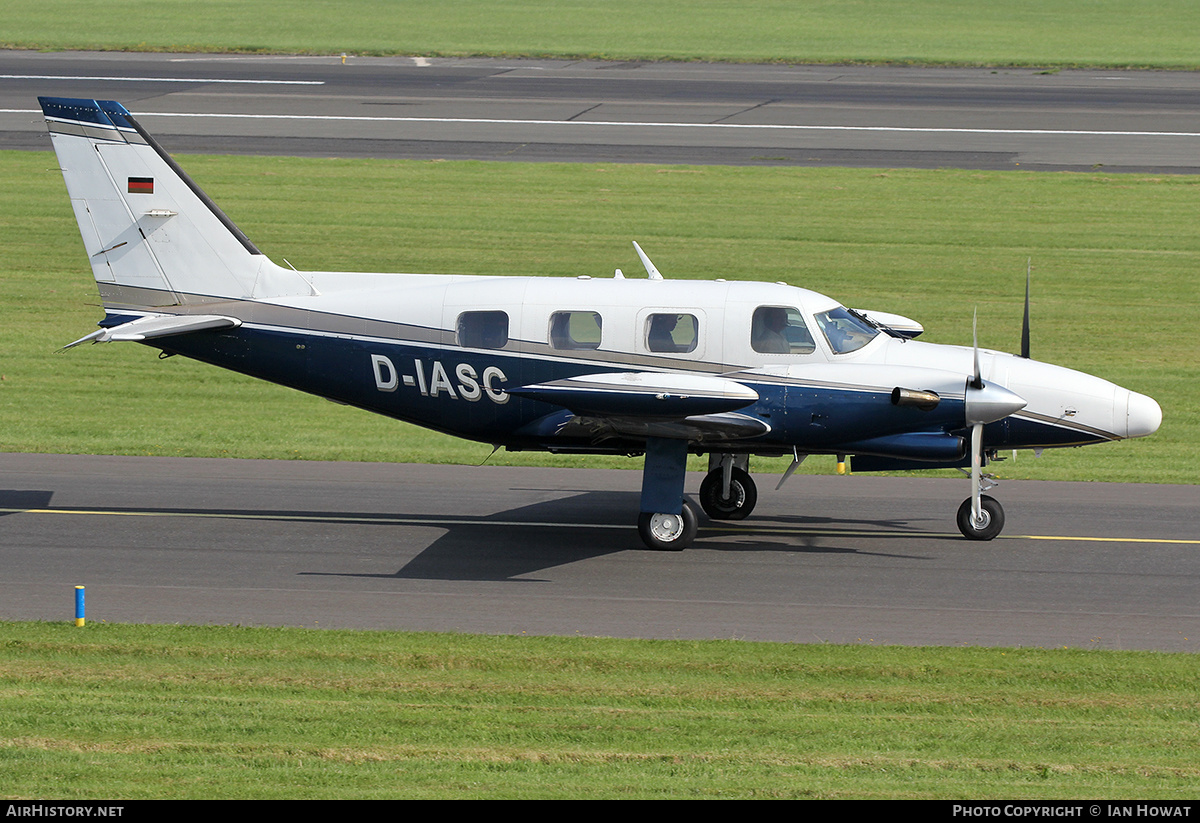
5 507 1197 545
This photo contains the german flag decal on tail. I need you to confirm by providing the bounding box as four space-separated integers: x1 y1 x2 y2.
127 177 153 194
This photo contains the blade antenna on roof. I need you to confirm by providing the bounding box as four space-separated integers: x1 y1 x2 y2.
632 241 663 280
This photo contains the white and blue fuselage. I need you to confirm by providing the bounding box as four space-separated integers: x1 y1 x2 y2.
41 97 1160 549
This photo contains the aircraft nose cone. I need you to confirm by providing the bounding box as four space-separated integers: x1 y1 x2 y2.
1124 390 1162 439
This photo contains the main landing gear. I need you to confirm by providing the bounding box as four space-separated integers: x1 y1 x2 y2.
637 506 698 551
635 438 1008 548
698 454 757 521
637 446 759 551
636 437 694 551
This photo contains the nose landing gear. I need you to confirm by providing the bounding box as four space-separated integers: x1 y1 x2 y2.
956 494 1005 540
957 422 1005 540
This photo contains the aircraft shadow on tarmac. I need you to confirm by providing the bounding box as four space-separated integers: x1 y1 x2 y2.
0 490 54 514
299 489 937 582
0 487 934 583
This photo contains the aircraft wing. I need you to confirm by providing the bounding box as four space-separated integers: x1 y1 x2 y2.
62 314 242 349
509 372 768 444
508 371 759 417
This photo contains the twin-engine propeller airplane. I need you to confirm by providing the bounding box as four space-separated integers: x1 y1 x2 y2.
41 97 1162 550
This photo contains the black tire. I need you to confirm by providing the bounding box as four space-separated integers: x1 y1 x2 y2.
698 467 758 521
956 495 1005 540
637 501 699 551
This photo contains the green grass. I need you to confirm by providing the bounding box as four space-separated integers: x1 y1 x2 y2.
3 151 1194 481
6 0 1200 69
1 621 1198 799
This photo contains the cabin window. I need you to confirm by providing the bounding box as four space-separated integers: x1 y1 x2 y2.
646 313 698 353
456 310 509 349
815 307 879 354
550 311 602 350
751 306 815 354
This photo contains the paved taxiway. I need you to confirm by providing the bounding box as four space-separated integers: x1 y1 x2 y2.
2 454 1196 650
4 50 1200 171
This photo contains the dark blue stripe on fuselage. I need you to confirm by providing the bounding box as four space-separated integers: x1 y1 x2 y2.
150 325 1095 454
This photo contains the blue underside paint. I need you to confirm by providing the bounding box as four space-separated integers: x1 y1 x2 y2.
151 325 1096 458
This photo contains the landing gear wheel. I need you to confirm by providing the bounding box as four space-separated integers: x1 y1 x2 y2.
638 501 699 551
699 467 758 521
956 494 1005 540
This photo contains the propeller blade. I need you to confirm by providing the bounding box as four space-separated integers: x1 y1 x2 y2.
965 308 1027 425
1020 259 1031 359
971 309 982 389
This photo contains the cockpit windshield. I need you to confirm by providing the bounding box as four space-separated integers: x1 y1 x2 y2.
815 306 879 354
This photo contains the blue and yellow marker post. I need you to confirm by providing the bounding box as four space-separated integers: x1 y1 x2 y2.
74 586 85 627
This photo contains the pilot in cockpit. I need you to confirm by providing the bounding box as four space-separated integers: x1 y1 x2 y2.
751 307 791 353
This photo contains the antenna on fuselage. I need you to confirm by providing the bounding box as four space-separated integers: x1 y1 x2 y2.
632 241 664 280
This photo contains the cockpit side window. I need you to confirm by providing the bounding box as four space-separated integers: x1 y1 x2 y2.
550 311 602 350
646 313 698 353
815 307 879 354
457 310 509 349
751 306 815 354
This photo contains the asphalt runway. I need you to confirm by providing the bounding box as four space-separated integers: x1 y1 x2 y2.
1 454 1196 650
4 50 1200 171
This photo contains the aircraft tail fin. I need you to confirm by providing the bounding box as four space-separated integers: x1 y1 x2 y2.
40 97 312 308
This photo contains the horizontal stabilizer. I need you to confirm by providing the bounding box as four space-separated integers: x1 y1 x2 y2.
508 372 758 418
62 314 241 349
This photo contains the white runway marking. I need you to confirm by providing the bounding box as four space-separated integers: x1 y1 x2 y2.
8 507 1198 545
65 110 1200 139
7 108 1197 139
3 75 323 85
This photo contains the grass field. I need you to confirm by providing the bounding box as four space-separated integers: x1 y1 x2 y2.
2 621 1198 799
6 0 1200 68
4 151 1195 482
